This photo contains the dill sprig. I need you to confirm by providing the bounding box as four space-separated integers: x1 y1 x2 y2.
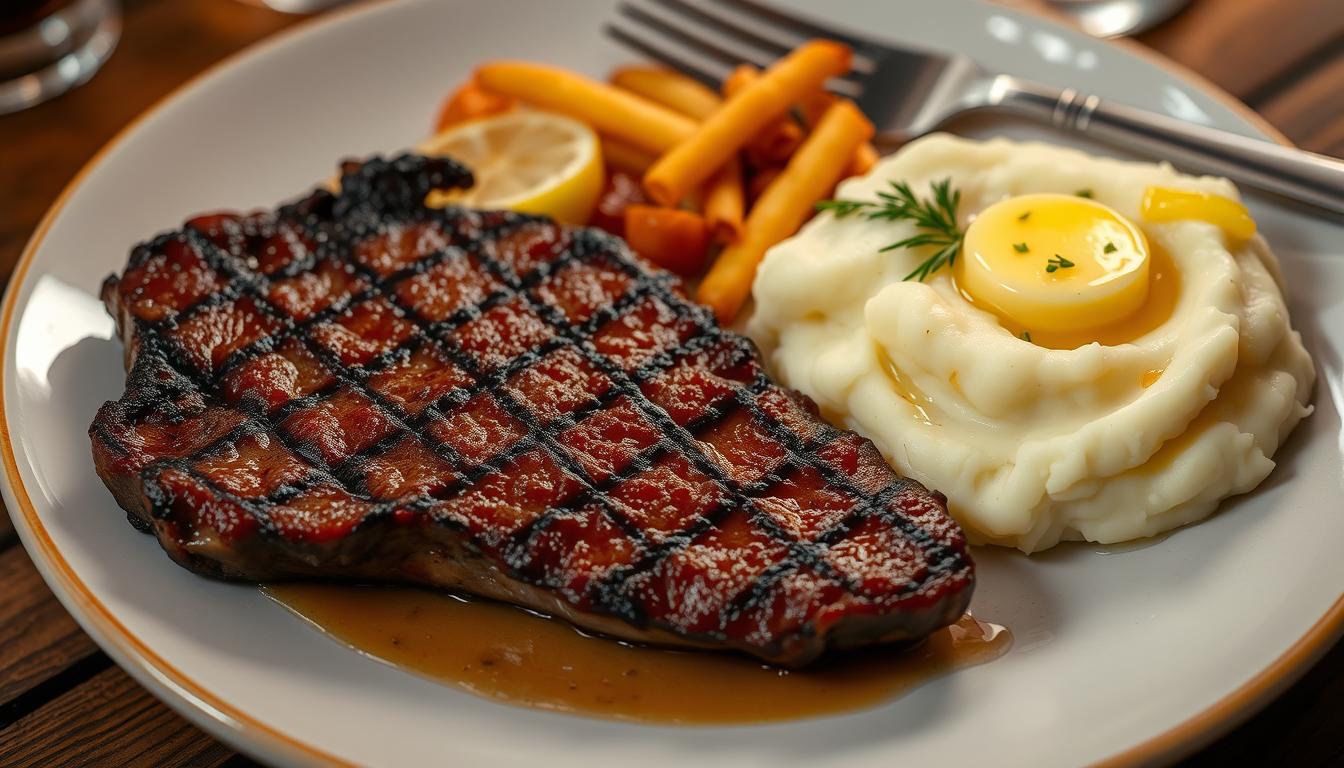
816 178 964 282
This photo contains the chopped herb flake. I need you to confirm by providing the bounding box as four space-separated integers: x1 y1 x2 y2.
1045 254 1075 273
1013 242 1030 253
1103 241 1118 254
1017 211 1031 221
1021 331 1032 342
1076 189 1094 198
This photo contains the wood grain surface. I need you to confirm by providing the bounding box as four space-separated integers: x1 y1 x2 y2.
0 0 1339 765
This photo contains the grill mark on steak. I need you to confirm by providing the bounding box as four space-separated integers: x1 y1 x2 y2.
90 155 975 667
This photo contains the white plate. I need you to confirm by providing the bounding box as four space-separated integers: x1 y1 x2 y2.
4 1 1342 766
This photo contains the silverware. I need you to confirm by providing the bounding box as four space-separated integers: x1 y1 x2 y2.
606 0 1344 216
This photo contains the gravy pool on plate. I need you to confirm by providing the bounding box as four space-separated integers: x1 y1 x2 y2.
268 584 1010 724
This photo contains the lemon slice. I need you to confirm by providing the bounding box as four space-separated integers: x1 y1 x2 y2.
418 110 605 225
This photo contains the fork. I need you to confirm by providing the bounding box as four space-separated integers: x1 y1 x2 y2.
606 0 1344 216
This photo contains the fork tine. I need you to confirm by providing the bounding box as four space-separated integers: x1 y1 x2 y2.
722 0 875 58
617 1 776 71
647 0 796 58
652 0 876 75
615 0 864 98
603 19 732 86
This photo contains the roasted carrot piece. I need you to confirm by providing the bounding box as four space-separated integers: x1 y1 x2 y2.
623 205 711 277
434 78 516 132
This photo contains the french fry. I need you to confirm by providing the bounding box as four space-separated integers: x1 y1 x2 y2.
624 205 710 276
796 88 833 129
602 137 659 174
644 40 853 206
697 100 873 322
434 77 516 132
476 61 696 153
746 126 804 169
795 88 881 178
703 156 745 243
610 66 721 120
720 64 757 99
747 165 782 203
722 64 804 169
847 142 881 177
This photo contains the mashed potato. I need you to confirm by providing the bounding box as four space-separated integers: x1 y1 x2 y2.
749 134 1315 552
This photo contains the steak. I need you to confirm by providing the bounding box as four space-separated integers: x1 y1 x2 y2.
90 155 974 667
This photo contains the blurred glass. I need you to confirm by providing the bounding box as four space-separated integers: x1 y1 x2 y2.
0 0 120 114
235 0 356 13
1046 0 1190 38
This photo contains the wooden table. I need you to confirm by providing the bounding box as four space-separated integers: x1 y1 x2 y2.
0 1 1340 765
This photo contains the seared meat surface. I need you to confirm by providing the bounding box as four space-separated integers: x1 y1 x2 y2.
91 155 973 666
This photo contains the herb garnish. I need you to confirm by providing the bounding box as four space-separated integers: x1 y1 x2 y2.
1013 242 1030 253
1021 331 1033 342
1076 189 1094 198
1103 241 1118 254
1045 254 1075 273
1017 211 1031 221
816 178 963 282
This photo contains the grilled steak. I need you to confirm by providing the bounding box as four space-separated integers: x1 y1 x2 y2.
90 155 974 667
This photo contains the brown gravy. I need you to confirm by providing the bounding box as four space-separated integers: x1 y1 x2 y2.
265 584 1011 724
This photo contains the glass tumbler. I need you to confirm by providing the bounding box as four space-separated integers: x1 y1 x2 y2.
0 0 120 114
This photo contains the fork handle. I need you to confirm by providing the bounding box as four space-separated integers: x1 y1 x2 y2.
990 77 1344 216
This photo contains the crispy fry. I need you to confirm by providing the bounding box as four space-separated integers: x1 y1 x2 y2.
434 77 516 132
704 156 745 243
644 40 853 206
697 100 873 322
722 64 804 169
795 89 881 178
796 88 833 129
721 64 757 98
610 66 721 120
683 185 706 214
747 166 782 203
602 137 659 174
847 142 881 177
746 125 804 169
476 61 696 153
624 205 710 276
